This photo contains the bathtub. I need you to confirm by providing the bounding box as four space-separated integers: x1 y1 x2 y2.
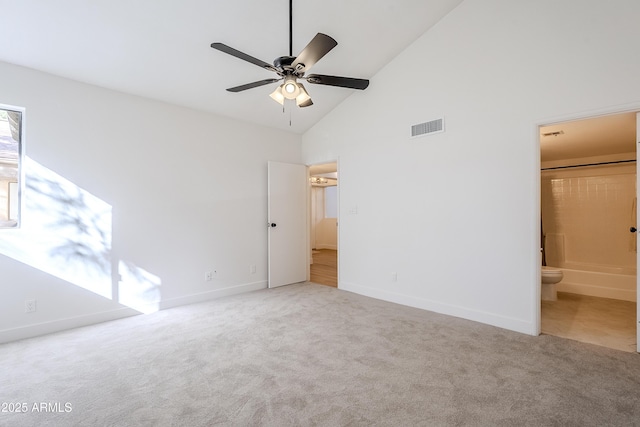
551 262 636 302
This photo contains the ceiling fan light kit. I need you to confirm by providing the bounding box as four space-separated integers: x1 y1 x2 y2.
210 0 369 109
295 83 312 107
269 86 286 105
282 75 300 99
269 81 313 108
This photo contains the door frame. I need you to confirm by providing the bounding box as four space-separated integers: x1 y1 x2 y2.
534 103 640 351
637 111 640 352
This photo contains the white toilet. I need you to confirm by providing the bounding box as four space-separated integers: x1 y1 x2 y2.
541 266 563 301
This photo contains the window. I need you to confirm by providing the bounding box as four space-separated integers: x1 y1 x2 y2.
0 106 23 228
324 186 337 219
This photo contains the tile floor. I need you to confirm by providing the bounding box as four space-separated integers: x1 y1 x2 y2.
541 292 637 353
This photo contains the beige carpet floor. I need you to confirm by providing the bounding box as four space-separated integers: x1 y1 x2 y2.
1 283 639 426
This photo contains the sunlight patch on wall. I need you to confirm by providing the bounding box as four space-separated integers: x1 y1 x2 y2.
0 157 112 298
0 157 161 314
119 261 161 314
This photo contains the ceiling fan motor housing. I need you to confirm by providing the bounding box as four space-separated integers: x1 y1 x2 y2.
274 56 296 71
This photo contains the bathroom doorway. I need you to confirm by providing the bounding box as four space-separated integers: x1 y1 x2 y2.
309 162 338 287
539 111 638 352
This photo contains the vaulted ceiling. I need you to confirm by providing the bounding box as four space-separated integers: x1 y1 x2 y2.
0 0 464 134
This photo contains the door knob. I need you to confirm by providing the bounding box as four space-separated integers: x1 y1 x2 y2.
630 227 637 233
269 223 277 228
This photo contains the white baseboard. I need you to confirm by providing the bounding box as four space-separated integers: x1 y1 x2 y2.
0 307 140 345
158 281 267 310
340 281 536 336
0 281 268 344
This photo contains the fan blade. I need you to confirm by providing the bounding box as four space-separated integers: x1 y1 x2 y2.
227 79 282 92
211 43 277 72
306 74 369 90
227 79 281 93
291 33 337 73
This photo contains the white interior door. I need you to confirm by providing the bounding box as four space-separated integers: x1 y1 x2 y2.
637 112 640 352
268 161 307 288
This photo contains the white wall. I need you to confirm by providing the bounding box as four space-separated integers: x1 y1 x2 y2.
302 0 640 334
0 61 301 343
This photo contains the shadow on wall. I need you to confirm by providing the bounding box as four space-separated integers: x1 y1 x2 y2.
0 157 161 314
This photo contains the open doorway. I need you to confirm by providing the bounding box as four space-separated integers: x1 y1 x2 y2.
309 162 338 287
539 111 638 352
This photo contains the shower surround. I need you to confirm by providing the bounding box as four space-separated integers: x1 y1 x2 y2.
541 163 636 302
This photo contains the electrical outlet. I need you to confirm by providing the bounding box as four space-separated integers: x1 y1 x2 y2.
205 271 213 281
25 299 37 313
391 272 398 282
250 265 256 274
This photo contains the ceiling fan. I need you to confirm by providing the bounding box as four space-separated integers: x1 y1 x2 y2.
210 0 369 108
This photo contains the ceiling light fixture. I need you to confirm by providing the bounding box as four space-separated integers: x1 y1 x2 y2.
282 76 300 99
295 83 312 107
269 85 286 105
210 0 369 110
269 76 314 107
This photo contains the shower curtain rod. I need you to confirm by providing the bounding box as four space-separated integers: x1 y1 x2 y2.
541 159 636 171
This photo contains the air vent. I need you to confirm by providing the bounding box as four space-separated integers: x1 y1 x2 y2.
411 118 444 138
